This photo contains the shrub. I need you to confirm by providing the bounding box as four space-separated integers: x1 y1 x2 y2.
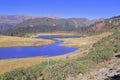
43 60 86 80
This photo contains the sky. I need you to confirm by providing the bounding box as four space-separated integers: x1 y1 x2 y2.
0 0 120 19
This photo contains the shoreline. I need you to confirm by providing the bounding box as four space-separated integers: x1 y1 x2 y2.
29 32 81 38
0 35 53 48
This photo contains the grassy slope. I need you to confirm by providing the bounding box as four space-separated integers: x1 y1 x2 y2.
43 32 117 80
0 35 53 47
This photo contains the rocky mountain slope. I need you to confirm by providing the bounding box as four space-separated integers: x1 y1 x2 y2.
78 15 120 36
15 18 103 28
8 17 104 36
0 14 57 32
90 16 120 32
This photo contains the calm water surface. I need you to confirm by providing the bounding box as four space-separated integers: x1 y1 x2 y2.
0 35 78 59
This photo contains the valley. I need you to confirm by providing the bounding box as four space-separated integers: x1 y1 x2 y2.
0 0 120 80
0 15 120 80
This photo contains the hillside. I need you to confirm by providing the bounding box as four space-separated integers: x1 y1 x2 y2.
89 15 120 33
0 14 57 33
7 18 104 36
7 15 120 37
0 14 39 32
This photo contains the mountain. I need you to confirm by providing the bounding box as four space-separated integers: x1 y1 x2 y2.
8 17 104 36
74 15 120 36
14 17 104 28
0 14 58 32
0 23 14 31
89 15 120 32
0 14 37 32
2 14 120 36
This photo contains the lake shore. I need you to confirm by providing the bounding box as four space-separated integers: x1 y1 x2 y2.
0 32 112 74
0 35 53 47
27 32 82 38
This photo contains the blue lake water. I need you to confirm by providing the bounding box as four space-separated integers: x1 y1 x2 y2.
0 35 78 59
37 35 81 39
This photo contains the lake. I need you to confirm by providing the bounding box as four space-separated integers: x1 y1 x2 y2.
37 35 81 39
0 35 78 59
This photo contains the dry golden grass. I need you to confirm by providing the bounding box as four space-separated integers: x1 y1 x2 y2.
0 35 53 47
58 32 112 48
0 57 46 74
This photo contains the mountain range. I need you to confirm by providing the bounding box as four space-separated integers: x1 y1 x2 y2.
1 14 120 37
0 14 58 32
0 14 105 36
